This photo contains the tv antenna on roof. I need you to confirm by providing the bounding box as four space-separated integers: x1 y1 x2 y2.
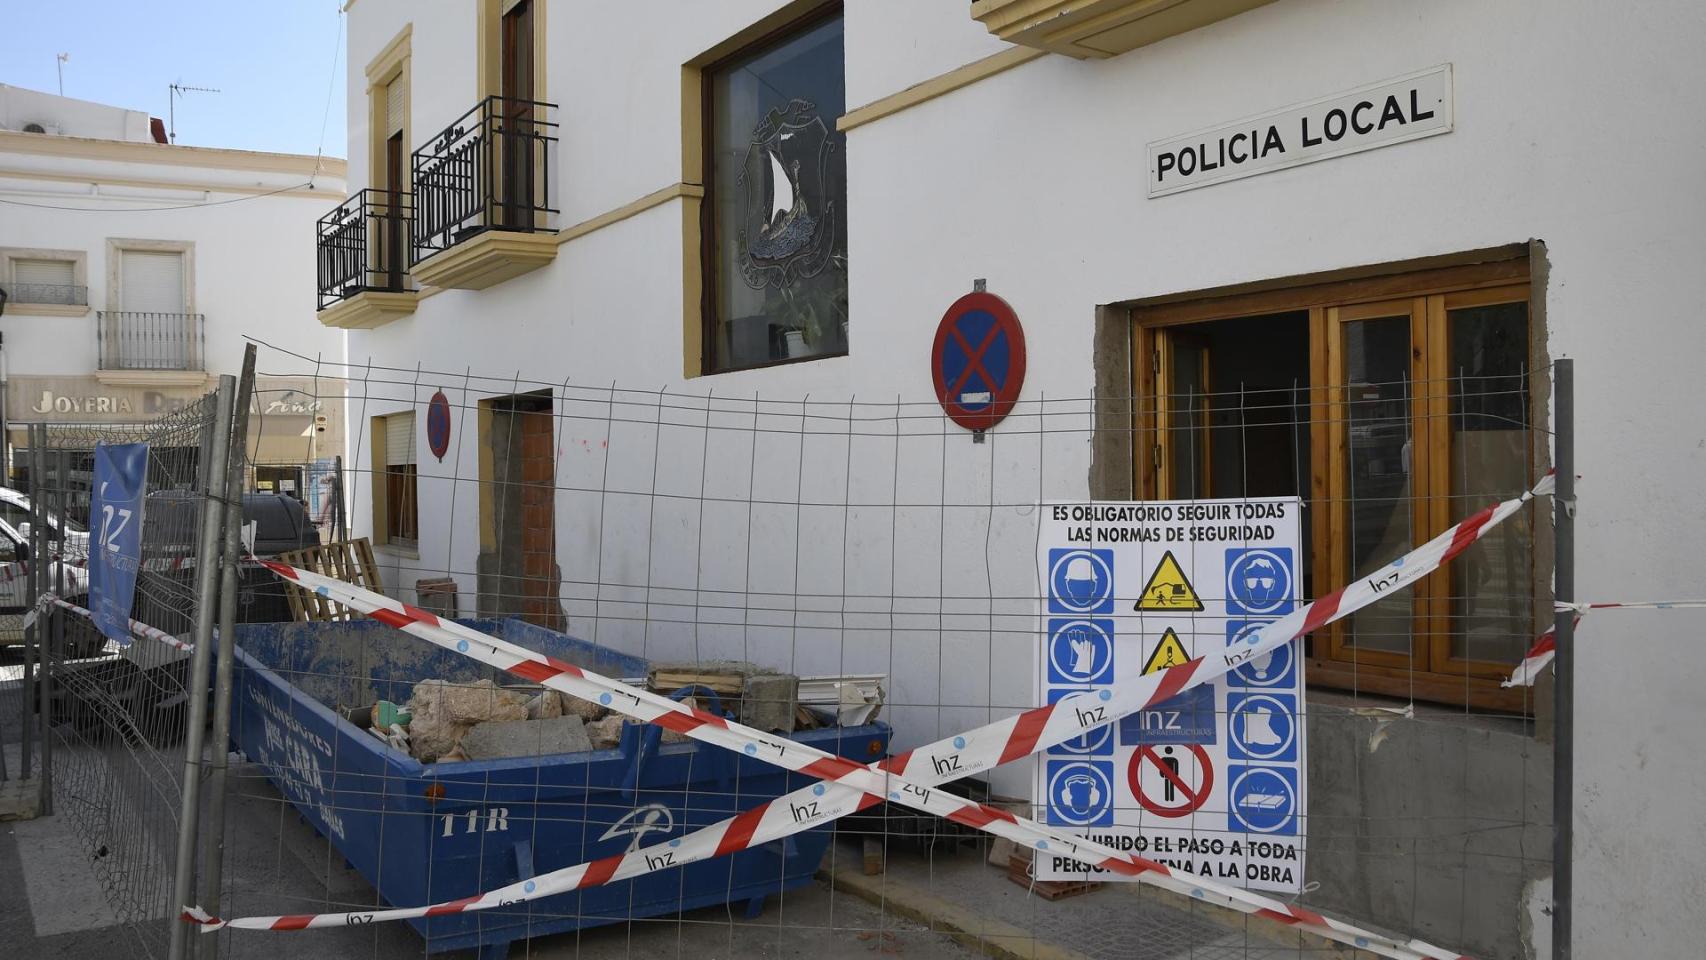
168 81 221 143
56 53 69 95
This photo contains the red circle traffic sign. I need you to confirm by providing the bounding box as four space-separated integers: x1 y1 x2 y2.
1129 744 1214 818
426 390 452 462
930 291 1027 432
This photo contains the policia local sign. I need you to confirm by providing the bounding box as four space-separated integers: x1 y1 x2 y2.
1035 497 1306 892
1148 65 1453 197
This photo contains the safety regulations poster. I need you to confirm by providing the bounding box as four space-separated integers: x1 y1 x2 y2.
1033 497 1306 892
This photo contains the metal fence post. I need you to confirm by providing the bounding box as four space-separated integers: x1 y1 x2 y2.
1552 358 1575 960
19 425 41 781
41 449 69 817
167 374 236 960
197 347 255 959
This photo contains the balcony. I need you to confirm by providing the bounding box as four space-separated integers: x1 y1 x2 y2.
96 311 206 385
410 96 560 290
315 188 419 329
970 0 1277 59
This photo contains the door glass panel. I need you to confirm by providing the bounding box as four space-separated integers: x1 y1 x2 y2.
1342 316 1413 654
1447 301 1530 661
1167 336 1209 499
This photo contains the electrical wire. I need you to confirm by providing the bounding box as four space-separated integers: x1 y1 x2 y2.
0 180 318 212
311 4 346 183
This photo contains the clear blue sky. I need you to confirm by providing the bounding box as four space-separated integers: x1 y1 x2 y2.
1 0 347 157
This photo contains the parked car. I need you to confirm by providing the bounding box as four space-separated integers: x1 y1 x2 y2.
0 516 98 656
0 486 92 561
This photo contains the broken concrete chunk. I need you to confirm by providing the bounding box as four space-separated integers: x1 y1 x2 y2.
460 714 593 760
586 715 625 750
740 672 799 734
526 690 563 720
439 679 529 724
558 691 607 722
405 678 530 761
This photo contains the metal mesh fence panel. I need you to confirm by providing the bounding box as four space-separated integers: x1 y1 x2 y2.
22 393 225 959
157 343 1558 960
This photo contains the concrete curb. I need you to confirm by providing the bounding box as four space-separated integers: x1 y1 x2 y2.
819 862 1093 960
1112 881 1362 958
823 857 1366 960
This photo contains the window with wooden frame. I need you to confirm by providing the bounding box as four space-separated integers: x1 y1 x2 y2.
1130 255 1542 711
372 412 419 548
699 3 847 374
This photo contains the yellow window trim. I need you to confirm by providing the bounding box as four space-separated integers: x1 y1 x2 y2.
364 23 412 84
366 24 412 196
476 0 547 105
839 47 1045 132
678 0 841 378
554 182 704 246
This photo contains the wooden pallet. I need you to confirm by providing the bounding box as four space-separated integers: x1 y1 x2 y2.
277 538 382 622
1006 850 1102 901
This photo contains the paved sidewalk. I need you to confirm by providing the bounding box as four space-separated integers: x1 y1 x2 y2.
2 762 983 960
823 839 1356 960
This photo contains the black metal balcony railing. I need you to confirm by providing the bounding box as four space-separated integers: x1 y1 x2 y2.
316 188 415 310
96 312 205 372
411 96 559 264
10 282 88 306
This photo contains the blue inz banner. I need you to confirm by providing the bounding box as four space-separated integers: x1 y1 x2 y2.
89 442 149 647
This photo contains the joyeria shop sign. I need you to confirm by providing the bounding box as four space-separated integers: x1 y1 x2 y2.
1148 65 1453 197
10 376 207 421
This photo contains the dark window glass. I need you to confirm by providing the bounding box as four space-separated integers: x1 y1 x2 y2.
386 464 418 544
1447 301 1531 662
706 12 847 373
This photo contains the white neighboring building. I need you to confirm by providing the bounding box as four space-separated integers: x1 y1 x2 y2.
324 2 1705 956
0 84 347 499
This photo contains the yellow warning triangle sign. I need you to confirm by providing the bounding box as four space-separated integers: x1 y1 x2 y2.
1134 550 1204 612
1141 627 1192 675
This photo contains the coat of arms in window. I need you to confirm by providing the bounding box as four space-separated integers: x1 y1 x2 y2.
737 99 839 290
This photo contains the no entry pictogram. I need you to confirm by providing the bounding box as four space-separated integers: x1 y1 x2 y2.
931 291 1027 432
1130 743 1214 818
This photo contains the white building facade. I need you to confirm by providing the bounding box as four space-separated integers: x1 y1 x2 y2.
327 2 1706 956
0 84 347 497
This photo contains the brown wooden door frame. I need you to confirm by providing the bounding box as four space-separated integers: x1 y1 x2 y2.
1130 260 1539 711
1322 297 1430 674
384 131 405 288
499 0 535 229
1426 283 1537 681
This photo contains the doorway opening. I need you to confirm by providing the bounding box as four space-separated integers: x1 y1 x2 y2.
478 389 563 629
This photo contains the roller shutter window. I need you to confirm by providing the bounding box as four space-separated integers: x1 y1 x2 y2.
14 258 76 304
385 411 417 467
119 250 185 313
386 74 406 136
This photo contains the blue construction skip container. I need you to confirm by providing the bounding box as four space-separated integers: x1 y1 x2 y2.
231 618 890 957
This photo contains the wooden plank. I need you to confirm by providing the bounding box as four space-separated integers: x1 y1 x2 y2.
276 538 382 623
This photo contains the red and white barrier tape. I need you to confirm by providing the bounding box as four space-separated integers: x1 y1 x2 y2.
33 594 194 652
1503 599 1706 687
190 476 1552 957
